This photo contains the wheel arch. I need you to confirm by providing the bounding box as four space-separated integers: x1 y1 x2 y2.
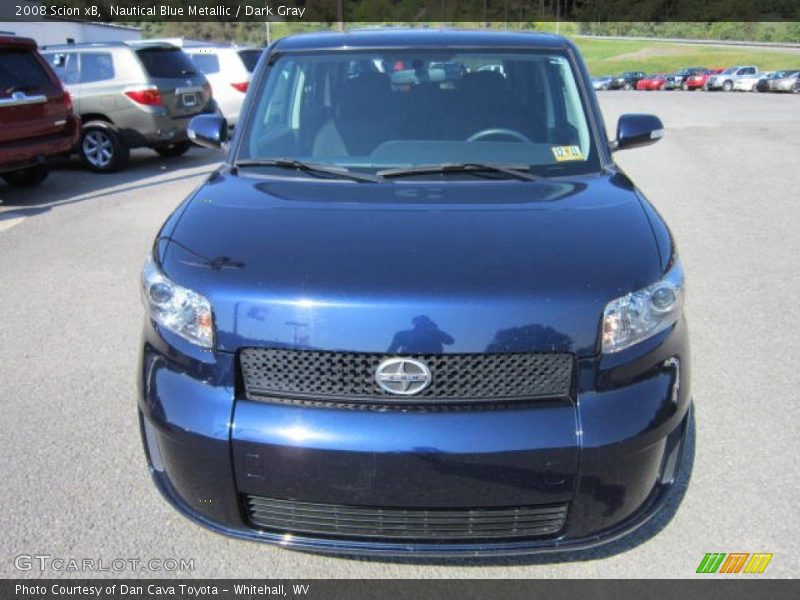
80 114 116 129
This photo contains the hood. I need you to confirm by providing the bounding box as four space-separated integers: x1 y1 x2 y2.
160 170 664 357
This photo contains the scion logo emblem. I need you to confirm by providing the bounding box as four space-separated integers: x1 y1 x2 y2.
375 358 431 396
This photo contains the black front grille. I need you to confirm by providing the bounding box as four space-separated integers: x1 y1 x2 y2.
239 348 573 403
246 496 568 541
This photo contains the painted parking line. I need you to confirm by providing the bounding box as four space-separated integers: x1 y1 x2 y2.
0 213 27 232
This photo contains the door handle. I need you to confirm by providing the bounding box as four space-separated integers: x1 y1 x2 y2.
0 92 47 107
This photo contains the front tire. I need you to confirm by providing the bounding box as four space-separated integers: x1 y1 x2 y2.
2 164 48 187
80 123 129 173
722 80 733 91
153 141 192 158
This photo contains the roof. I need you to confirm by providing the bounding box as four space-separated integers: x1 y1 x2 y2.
41 40 178 51
273 28 571 52
41 39 259 52
0 35 37 50
143 38 249 49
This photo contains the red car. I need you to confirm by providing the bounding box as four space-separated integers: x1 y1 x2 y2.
0 35 79 187
684 68 724 91
636 74 667 91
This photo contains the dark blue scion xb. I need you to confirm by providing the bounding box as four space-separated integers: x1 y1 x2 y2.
139 29 690 557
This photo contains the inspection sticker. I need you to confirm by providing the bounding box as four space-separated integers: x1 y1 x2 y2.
551 145 584 162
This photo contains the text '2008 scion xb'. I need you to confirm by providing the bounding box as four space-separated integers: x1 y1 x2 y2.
139 29 690 557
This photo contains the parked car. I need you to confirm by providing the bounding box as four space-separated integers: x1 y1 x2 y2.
683 68 723 91
591 75 612 90
665 67 703 90
0 35 79 186
183 44 262 127
609 71 646 90
755 70 789 92
734 71 767 92
476 64 505 76
706 66 759 91
429 61 468 81
139 29 690 557
771 70 800 93
41 41 215 172
636 74 667 91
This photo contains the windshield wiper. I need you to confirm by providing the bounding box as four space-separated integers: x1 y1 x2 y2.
233 158 380 183
377 163 540 181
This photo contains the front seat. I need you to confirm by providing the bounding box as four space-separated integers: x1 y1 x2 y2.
312 73 391 158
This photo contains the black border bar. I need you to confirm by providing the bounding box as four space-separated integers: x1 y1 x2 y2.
3 579 800 600
3 1 800 23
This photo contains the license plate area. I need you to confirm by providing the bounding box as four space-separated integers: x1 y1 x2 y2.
181 93 198 108
231 399 578 508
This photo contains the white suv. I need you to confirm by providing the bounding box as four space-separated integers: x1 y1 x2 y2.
185 45 262 127
707 66 759 91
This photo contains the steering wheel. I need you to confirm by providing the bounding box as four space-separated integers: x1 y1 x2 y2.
467 128 531 143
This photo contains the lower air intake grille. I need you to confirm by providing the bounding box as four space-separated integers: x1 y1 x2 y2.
246 496 568 541
239 348 573 402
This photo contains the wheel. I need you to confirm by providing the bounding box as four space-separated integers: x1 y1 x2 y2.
722 80 733 91
623 82 632 90
2 164 48 187
682 81 689 91
154 141 192 158
79 123 128 173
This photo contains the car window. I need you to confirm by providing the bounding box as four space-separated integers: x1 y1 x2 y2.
240 49 599 176
0 49 55 95
80 53 115 84
136 47 197 78
238 50 262 73
261 58 298 127
189 52 220 75
45 52 79 85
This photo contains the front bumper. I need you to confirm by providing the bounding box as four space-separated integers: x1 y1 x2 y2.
138 318 691 556
118 101 218 148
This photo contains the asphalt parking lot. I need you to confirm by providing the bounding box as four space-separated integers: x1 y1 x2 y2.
1 91 798 579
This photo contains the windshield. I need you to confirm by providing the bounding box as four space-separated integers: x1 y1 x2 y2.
238 49 262 72
136 47 197 78
0 49 54 95
238 49 599 176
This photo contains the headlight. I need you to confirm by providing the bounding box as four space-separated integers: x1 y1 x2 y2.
601 261 684 353
141 257 214 348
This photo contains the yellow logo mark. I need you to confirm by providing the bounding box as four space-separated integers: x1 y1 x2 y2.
744 553 773 574
719 553 749 574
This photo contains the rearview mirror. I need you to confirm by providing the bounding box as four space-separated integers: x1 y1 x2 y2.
612 113 664 152
187 114 228 149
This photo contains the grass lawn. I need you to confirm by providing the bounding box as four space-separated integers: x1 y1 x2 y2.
261 22 800 77
573 38 800 76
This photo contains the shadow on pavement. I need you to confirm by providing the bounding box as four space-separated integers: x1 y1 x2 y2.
0 148 222 215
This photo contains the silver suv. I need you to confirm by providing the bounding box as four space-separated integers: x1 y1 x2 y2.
707 65 759 91
41 41 215 172
183 43 262 127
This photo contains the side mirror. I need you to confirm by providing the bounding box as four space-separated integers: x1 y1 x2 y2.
187 114 228 149
612 113 664 152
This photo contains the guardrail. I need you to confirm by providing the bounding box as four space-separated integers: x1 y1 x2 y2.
575 35 800 50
